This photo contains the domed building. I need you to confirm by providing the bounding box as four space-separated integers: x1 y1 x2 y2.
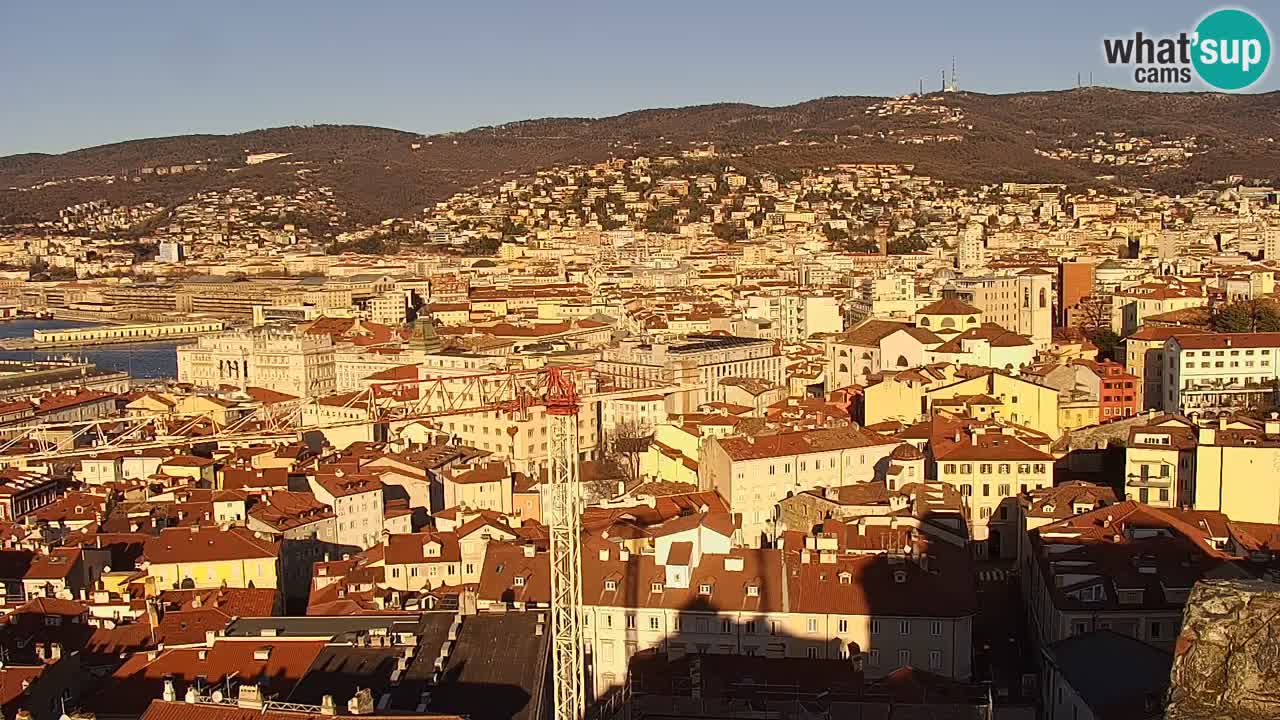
887 442 925 489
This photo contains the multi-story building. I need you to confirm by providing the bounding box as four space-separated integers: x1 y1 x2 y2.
1091 360 1140 420
177 327 337 398
1162 332 1280 414
743 292 842 342
1111 282 1205 337
1192 416 1280 524
701 426 902 546
479 531 975 699
441 461 515 515
306 469 385 549
1057 261 1095 327
141 527 280 594
1122 415 1198 508
947 270 1053 349
599 335 784 414
368 290 408 326
1124 326 1182 410
1020 501 1251 652
932 427 1054 557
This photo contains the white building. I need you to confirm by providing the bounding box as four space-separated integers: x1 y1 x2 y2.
744 293 842 342
369 291 408 326
1162 332 1280 414
701 426 903 547
177 327 337 398
599 335 784 414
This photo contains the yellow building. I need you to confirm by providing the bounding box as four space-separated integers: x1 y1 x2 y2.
927 372 1060 439
142 527 279 595
1192 418 1280 524
912 298 983 335
640 424 701 485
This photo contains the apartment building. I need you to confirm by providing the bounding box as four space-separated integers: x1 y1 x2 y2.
1121 415 1198 508
743 292 842 342
1020 501 1251 652
1124 325 1181 410
1193 416 1280 524
1162 332 1280 414
441 461 515 515
479 534 975 699
177 327 337 398
306 470 385 549
599 334 784 414
701 426 903 546
141 527 280 594
1111 282 1205 337
932 427 1054 557
947 270 1053 349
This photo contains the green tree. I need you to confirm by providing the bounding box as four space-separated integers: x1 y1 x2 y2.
887 235 929 254
1209 300 1280 333
1087 329 1123 361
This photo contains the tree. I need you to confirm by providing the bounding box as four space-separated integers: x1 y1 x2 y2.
712 222 747 242
886 235 929 254
1074 295 1112 336
1088 328 1123 362
1209 299 1280 333
595 419 654 497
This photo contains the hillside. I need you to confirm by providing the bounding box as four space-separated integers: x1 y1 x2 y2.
3 88 1280 227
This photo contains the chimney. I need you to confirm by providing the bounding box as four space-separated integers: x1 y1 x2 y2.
49 642 61 661
320 696 338 716
348 688 375 715
163 679 177 702
237 684 264 710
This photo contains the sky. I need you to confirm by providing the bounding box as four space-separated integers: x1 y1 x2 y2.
1 0 1276 156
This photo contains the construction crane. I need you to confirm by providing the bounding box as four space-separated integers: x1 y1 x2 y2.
0 365 686 720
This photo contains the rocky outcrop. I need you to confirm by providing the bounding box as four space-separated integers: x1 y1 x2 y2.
1167 579 1280 720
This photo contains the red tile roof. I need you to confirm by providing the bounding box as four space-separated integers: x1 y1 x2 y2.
143 527 278 564
715 425 899 461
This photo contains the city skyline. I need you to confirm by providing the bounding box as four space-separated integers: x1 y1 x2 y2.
2 0 1275 156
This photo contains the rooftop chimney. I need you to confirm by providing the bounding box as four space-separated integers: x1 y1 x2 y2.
348 688 375 715
237 684 264 710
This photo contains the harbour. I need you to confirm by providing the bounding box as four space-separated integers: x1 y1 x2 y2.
0 319 183 379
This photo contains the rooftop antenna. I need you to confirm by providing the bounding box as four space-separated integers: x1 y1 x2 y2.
951 57 957 92
919 78 924 96
941 69 946 92
1077 72 1081 89
1089 71 1094 86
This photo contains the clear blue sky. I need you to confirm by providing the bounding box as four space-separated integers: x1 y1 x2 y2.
1 0 1275 156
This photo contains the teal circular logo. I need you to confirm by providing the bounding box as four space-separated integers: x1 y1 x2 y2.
1192 9 1271 90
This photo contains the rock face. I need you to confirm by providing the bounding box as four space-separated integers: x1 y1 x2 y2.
1167 579 1280 720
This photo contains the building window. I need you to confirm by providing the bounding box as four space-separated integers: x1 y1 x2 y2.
626 614 636 630
898 649 911 667
930 620 943 637
806 647 819 659
838 619 848 633
868 649 881 667
649 615 660 631
899 619 910 636
929 650 943 670
807 618 818 633
871 619 881 635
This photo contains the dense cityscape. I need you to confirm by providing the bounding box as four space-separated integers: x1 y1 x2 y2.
3 25 1280 720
